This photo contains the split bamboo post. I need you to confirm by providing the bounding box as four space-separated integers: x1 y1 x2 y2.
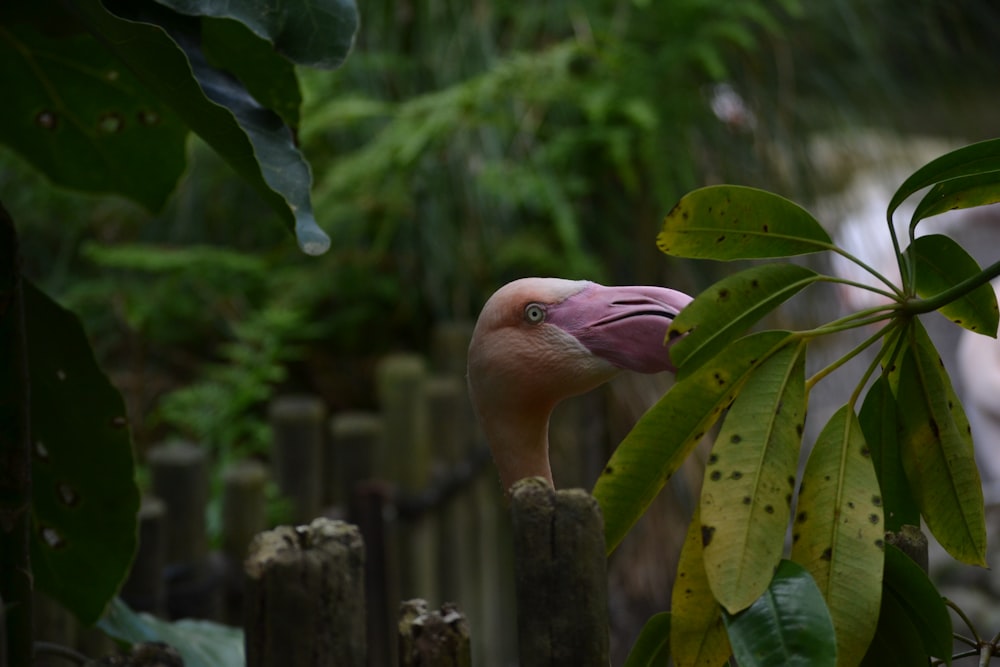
269 395 326 523
398 599 471 667
244 518 365 667
510 478 609 666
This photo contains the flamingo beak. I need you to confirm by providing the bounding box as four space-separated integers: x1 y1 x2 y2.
546 283 693 373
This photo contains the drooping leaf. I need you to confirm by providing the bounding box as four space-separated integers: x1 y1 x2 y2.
25 281 140 624
701 342 806 613
155 0 358 69
790 405 884 667
668 263 820 378
657 185 832 260
623 612 672 667
671 507 731 667
881 544 952 663
70 0 331 254
595 331 795 553
99 597 245 667
723 560 837 667
904 234 999 335
910 170 1000 230
859 587 930 667
858 375 919 532
895 321 986 565
888 137 1000 223
0 7 187 210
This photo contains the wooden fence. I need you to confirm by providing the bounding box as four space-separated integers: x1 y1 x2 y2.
31 323 624 665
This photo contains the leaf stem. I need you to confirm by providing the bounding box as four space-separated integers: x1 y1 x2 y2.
899 257 1000 315
804 321 898 395
827 244 907 299
816 275 901 304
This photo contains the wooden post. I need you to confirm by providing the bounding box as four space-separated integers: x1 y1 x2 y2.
147 440 220 620
221 460 269 625
120 495 167 615
351 481 398 667
269 395 326 523
374 355 436 601
326 412 383 510
510 478 609 666
244 518 366 667
398 599 471 667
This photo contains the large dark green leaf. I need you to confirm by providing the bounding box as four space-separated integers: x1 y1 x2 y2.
25 281 140 625
99 597 245 667
790 405 883 667
859 376 919 532
723 560 836 667
0 9 187 210
595 331 794 553
881 544 951 663
668 263 819 378
69 0 331 254
888 137 1000 223
701 342 805 613
155 0 358 69
859 589 929 667
623 612 672 667
904 234 999 335
895 321 986 565
657 185 832 260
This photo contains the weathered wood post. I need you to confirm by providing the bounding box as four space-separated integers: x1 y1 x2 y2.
351 481 398 667
510 478 609 666
244 518 365 667
327 411 383 510
120 495 167 615
147 440 220 620
398 600 471 667
269 395 326 523
374 355 437 601
221 460 269 624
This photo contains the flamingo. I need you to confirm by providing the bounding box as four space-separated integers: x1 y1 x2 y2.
467 277 692 494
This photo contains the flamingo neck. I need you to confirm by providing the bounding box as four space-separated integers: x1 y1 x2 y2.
480 400 555 495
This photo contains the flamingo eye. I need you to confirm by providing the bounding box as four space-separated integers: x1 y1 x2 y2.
524 303 546 324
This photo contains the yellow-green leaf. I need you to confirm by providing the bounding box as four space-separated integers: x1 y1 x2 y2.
658 185 832 261
701 342 806 613
791 405 884 667
895 321 986 565
911 170 1000 230
668 263 820 378
595 331 795 553
671 507 731 667
904 234 999 336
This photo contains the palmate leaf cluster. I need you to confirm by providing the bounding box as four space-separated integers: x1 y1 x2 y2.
605 138 1000 666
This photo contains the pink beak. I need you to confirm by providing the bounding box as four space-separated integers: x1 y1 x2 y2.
545 283 693 373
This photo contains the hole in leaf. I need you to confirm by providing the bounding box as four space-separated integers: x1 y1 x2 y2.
35 110 58 129
41 526 66 549
137 109 161 126
34 441 50 462
58 483 80 507
97 112 125 134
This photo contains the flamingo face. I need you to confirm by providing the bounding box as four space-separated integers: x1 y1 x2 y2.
467 277 692 492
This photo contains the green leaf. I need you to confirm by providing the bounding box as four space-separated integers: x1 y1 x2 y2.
911 170 1000 230
723 560 837 667
790 405 884 667
99 597 245 667
71 0 331 254
859 588 929 667
671 507 731 667
701 342 805 613
657 185 832 260
888 137 1000 223
25 281 140 624
201 17 302 129
0 10 188 210
595 331 795 553
623 612 672 667
895 321 986 565
858 376 919 532
669 263 819 378
904 234 999 335
881 544 951 663
156 0 359 69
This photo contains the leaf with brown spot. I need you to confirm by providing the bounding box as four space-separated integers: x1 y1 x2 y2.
670 506 731 667
669 263 820 378
895 320 986 565
791 405 883 667
595 331 796 553
658 185 832 260
701 341 806 613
